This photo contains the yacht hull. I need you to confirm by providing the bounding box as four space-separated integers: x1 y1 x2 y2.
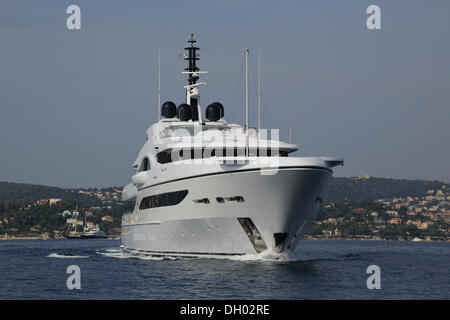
121 167 331 255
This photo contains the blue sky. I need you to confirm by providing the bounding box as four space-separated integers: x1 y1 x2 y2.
0 0 449 187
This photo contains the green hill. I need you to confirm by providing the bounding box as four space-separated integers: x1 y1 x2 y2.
0 182 68 203
323 177 448 202
0 181 118 206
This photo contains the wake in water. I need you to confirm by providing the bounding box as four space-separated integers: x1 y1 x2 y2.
97 248 179 261
97 247 301 262
205 250 298 262
47 253 89 259
47 247 363 263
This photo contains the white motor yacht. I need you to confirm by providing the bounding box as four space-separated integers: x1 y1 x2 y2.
121 35 344 256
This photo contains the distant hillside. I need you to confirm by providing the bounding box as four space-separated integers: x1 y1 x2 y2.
0 181 118 205
1 177 448 204
324 177 448 202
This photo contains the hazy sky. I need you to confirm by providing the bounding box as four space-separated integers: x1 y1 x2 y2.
1 0 449 188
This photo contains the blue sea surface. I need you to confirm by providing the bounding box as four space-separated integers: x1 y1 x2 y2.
0 239 448 299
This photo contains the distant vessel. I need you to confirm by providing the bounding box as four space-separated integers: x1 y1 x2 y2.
412 237 423 242
121 35 344 256
66 206 107 239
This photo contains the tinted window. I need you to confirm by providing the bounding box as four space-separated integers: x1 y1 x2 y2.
139 190 188 210
156 147 289 164
157 152 172 164
141 157 150 171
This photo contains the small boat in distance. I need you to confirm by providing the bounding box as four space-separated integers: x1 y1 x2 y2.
66 206 107 239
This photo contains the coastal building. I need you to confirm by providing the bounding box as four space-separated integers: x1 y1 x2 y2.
49 198 61 205
66 218 83 226
389 218 402 224
86 221 95 229
386 210 399 216
35 198 61 206
325 218 337 224
101 215 114 223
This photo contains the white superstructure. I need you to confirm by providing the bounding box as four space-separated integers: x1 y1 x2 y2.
121 35 343 256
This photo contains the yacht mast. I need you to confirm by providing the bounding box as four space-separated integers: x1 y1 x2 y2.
245 48 249 131
185 34 200 86
258 51 261 132
183 34 206 122
158 48 161 121
245 48 249 156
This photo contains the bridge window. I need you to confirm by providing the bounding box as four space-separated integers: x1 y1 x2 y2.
156 147 289 164
157 152 172 164
140 157 150 171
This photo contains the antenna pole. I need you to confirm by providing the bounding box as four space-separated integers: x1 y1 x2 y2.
158 48 161 121
258 51 261 132
245 48 249 130
245 48 249 156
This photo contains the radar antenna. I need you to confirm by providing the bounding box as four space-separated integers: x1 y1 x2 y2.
184 34 200 85
182 34 207 122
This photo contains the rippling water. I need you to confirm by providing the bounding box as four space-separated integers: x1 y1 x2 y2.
0 239 448 299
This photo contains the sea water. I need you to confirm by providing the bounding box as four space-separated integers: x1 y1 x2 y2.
0 239 448 299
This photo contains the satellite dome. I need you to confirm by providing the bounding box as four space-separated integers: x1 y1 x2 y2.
177 103 192 121
205 103 222 121
161 101 177 118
